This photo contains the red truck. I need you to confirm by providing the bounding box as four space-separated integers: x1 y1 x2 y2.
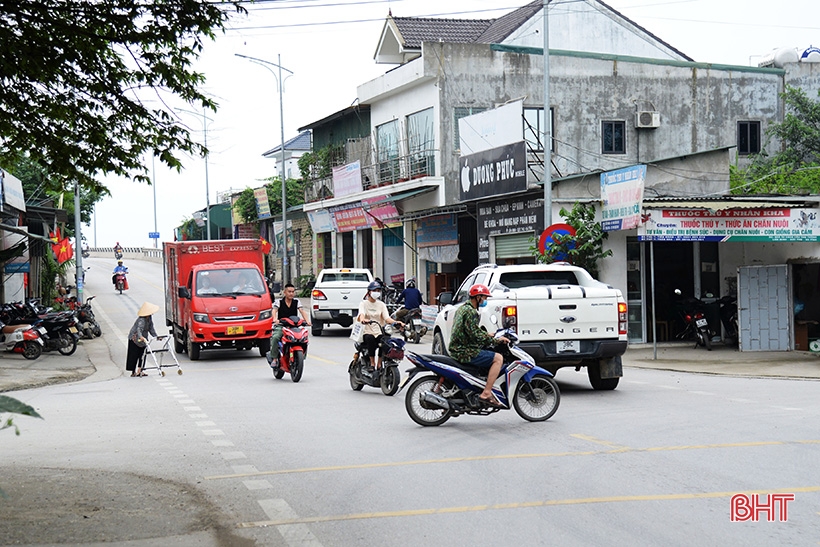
163 240 273 360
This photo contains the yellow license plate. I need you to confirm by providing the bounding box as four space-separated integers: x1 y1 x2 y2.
69 326 78 334
226 326 245 335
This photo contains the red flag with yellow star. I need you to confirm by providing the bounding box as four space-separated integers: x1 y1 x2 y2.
260 237 272 254
54 237 74 264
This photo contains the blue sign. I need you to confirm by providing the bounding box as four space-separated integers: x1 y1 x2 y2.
4 262 30 274
149 232 160 239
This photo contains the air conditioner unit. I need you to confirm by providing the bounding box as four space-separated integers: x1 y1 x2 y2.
635 111 660 129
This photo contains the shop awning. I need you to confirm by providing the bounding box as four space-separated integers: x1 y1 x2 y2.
643 198 818 211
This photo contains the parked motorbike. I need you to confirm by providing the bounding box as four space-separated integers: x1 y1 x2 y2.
74 295 102 339
673 289 715 350
718 294 739 347
1 301 79 356
266 315 309 382
348 321 406 396
0 320 45 360
391 306 428 344
400 329 560 426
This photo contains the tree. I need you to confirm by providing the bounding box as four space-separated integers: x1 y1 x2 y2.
0 1 245 194
530 201 612 279
232 178 305 224
731 86 820 194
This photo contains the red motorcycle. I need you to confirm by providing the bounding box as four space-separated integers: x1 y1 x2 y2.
269 316 309 382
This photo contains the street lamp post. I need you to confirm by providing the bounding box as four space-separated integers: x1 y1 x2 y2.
235 53 293 285
176 107 213 240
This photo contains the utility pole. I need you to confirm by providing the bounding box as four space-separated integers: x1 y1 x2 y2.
74 180 83 304
543 0 552 228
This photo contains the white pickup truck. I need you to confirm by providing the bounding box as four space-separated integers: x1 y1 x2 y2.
433 263 628 390
309 268 373 336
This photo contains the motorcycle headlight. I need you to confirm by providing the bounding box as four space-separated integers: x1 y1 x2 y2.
192 313 209 323
259 309 272 321
384 324 394 335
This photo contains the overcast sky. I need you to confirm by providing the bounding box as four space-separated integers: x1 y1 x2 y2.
90 0 820 249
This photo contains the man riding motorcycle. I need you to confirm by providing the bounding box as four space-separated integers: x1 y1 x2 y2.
394 278 424 321
267 283 311 364
112 260 128 289
448 284 510 408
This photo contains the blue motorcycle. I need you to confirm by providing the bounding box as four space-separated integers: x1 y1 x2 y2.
400 330 560 426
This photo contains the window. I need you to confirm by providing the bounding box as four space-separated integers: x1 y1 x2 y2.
602 121 626 154
454 106 487 149
523 107 555 153
407 108 435 177
497 271 579 289
737 121 761 155
376 119 400 183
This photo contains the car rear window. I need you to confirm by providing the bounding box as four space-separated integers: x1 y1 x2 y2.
321 273 370 282
497 271 579 289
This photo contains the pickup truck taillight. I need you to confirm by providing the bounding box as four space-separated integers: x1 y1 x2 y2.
311 289 327 301
618 302 628 335
502 306 517 333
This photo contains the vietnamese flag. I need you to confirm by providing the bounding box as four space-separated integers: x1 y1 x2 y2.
260 237 272 254
55 238 74 264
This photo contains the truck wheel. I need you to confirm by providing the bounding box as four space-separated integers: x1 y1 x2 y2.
258 339 271 357
312 322 323 337
587 362 619 391
432 331 447 356
174 335 185 354
187 333 201 361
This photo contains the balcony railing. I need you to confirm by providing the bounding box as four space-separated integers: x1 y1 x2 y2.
304 150 436 203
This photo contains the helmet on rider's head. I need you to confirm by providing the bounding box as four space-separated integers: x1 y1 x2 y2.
468 284 491 298
367 281 381 292
117 260 123 265
406 279 416 288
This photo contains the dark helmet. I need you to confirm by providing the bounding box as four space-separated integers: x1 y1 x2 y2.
367 281 381 291
117 260 123 265
469 284 491 298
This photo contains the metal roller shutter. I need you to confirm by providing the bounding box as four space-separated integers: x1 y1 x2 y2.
494 233 532 259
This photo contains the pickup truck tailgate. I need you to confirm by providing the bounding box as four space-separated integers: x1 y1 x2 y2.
313 281 367 312
514 285 620 340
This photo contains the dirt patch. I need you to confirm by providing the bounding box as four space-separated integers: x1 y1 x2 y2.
0 466 254 545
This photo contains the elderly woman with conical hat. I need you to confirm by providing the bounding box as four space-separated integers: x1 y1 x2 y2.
126 302 159 377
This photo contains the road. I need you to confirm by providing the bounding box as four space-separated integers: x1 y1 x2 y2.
2 257 818 546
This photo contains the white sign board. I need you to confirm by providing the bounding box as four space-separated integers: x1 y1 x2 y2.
458 100 523 155
332 161 363 198
601 165 646 231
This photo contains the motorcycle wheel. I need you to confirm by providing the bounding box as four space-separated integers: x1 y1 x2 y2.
349 362 364 391
380 365 400 396
272 366 285 379
22 342 42 360
92 324 102 337
58 332 78 356
290 350 304 383
83 327 94 339
703 330 712 350
405 375 451 427
513 374 560 422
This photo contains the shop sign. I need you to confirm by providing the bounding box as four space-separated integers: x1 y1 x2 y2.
362 196 400 227
330 205 369 232
638 208 820 242
253 187 271 220
601 165 645 231
306 209 334 233
332 161 363 198
476 196 543 264
458 141 527 202
416 214 457 247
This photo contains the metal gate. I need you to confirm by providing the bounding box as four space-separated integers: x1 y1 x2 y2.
738 265 792 351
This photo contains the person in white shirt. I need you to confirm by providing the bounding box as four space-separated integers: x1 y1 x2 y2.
356 281 402 370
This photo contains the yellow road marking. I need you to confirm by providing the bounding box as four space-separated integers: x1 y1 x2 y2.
236 486 820 528
205 439 819 481
571 433 631 451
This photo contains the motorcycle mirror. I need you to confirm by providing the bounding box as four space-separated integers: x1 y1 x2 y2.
674 289 682 295
489 314 498 325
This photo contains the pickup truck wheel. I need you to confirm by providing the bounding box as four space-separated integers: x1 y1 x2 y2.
312 322 323 336
587 362 619 390
432 331 447 355
187 333 201 361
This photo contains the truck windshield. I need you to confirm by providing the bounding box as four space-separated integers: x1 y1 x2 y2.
497 271 579 289
196 269 265 296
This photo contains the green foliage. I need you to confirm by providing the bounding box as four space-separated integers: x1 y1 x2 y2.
530 201 612 278
178 218 204 241
731 86 820 195
1 394 43 437
298 144 344 181
296 274 316 297
231 178 306 224
0 1 246 195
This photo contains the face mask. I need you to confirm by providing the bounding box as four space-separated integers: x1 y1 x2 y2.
371 292 381 299
479 299 488 308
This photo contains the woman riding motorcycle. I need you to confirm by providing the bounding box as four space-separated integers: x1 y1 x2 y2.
355 281 403 371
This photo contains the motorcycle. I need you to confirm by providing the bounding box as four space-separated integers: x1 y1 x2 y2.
400 329 561 426
718 294 739 347
74 295 102 339
348 321 406 396
391 306 427 344
0 320 45 360
114 271 128 294
267 315 309 382
1 301 80 356
673 289 715 350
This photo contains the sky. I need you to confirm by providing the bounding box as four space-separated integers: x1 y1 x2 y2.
89 0 820 249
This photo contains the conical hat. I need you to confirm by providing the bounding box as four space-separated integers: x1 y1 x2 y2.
138 302 160 317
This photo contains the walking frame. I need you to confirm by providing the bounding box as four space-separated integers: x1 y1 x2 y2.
140 335 183 376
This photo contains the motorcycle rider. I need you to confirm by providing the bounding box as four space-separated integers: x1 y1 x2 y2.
111 260 128 289
356 281 402 371
395 278 424 321
448 284 509 408
113 242 123 259
267 283 311 365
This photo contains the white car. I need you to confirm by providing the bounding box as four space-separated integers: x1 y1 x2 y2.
309 268 374 336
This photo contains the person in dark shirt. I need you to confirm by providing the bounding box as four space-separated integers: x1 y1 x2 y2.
267 283 311 364
395 278 424 321
448 284 509 408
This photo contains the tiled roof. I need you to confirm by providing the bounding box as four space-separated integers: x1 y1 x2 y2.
263 130 311 156
392 17 492 49
475 0 543 44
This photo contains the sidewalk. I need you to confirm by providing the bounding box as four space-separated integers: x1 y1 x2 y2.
1 337 818 393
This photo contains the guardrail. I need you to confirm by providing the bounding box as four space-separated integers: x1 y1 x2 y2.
86 248 164 264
